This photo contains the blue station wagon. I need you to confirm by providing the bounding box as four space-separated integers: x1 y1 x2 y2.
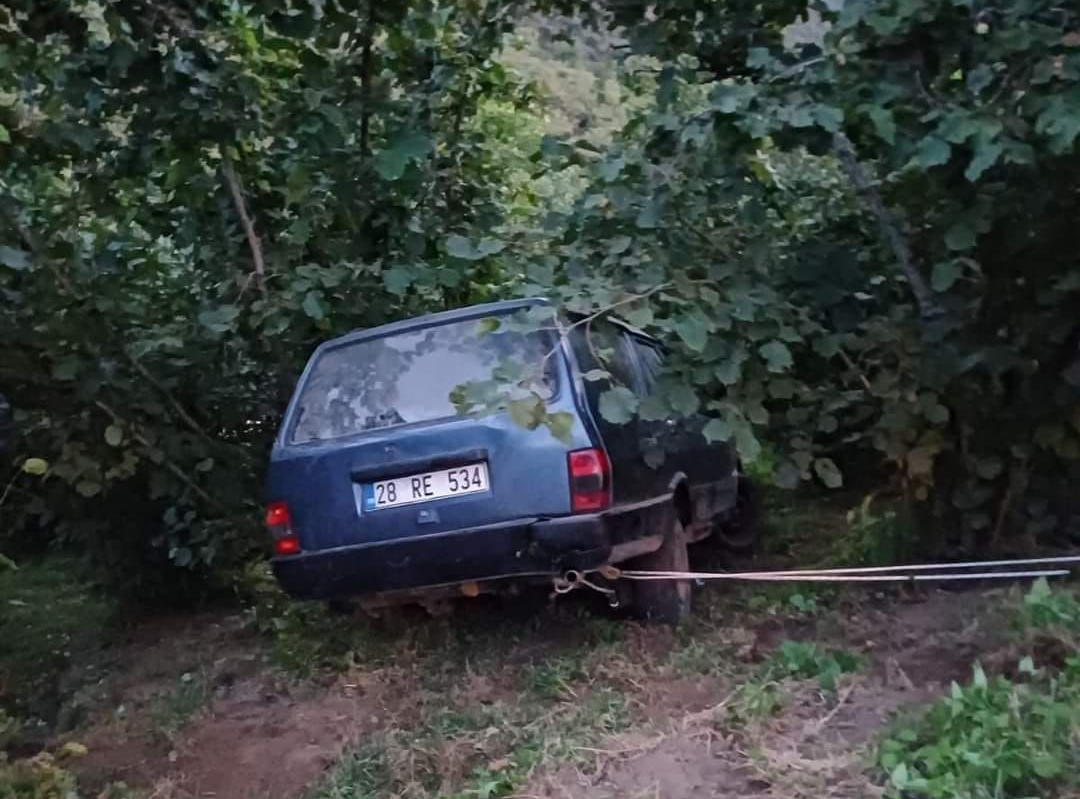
266 299 758 623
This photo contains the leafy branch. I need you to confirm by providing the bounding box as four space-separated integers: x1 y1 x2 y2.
832 133 942 319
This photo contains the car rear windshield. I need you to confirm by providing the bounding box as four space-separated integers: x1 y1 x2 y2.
290 317 557 444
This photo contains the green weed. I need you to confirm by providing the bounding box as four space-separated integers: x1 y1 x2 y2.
766 640 859 692
0 747 134 799
878 660 1080 799
304 741 389 799
1020 576 1080 633
152 671 211 741
831 494 915 568
668 638 729 676
251 592 401 677
877 581 1080 799
583 616 625 647
0 753 78 799
728 640 859 722
728 678 785 722
522 656 585 701
744 441 779 486
746 584 832 617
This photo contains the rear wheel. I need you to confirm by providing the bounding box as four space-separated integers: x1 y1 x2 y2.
713 477 761 553
628 510 691 625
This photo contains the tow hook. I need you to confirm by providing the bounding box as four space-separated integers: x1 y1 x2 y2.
552 569 620 608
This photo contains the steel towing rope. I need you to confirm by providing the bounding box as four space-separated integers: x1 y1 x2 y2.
553 554 1080 606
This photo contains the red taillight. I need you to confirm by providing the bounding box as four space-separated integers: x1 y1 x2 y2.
265 501 300 556
568 448 611 513
265 502 290 528
273 536 301 556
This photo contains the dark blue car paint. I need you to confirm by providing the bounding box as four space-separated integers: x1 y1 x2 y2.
267 298 739 601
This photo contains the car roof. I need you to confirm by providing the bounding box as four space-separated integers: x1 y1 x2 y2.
315 297 550 352
313 297 661 356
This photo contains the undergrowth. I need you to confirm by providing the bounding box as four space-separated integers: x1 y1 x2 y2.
0 749 133 799
830 494 916 569
0 753 78 799
0 558 115 722
877 579 1080 799
728 639 860 722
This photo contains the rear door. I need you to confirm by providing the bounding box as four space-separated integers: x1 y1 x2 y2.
565 320 657 504
267 313 593 551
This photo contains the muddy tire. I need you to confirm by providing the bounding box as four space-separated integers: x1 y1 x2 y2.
628 510 691 625
714 477 761 553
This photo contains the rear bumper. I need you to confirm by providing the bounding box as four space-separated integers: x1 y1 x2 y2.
271 514 612 601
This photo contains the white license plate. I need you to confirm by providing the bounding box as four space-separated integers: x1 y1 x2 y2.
363 462 489 511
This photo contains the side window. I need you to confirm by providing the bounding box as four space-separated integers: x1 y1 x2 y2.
568 321 638 391
632 338 664 394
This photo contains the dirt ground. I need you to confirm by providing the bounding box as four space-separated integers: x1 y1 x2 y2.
527 589 1008 799
57 581 1015 799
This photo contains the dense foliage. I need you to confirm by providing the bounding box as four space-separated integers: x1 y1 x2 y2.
0 0 552 594
1 0 1078 594
528 0 1080 553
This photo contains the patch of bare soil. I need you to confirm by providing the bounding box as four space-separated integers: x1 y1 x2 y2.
79 675 403 799
67 612 419 799
526 587 1012 799
168 681 384 799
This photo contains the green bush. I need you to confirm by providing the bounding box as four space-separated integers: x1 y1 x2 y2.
832 494 916 568
879 582 1080 798
879 661 1080 799
0 752 132 799
1020 577 1080 633
0 754 77 799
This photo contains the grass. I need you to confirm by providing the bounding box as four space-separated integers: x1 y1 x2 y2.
301 600 640 799
875 580 1080 799
0 556 115 722
245 552 633 681
668 637 731 676
151 670 211 742
301 577 866 799
727 639 861 723
307 686 634 799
